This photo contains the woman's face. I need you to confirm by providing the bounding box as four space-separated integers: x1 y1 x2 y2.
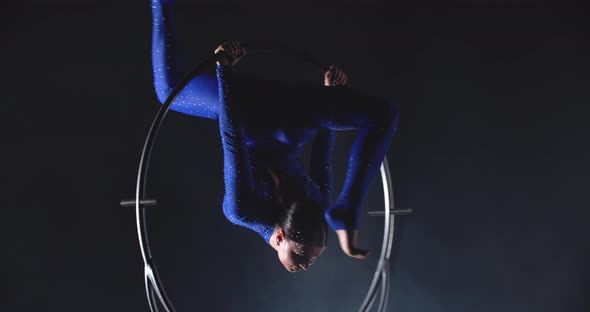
278 239 325 273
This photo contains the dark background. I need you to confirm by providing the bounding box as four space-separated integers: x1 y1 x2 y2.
2 0 589 311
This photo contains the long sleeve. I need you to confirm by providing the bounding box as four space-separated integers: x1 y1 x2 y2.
305 89 399 232
310 129 336 211
325 107 399 231
216 66 275 242
151 0 219 119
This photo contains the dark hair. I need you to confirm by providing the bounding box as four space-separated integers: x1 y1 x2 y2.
274 176 328 246
271 172 328 246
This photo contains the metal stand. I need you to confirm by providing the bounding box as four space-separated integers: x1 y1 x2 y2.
360 157 412 312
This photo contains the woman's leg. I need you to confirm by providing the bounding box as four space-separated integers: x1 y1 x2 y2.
151 0 219 119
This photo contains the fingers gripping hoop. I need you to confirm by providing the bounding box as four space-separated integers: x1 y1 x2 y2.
120 42 411 312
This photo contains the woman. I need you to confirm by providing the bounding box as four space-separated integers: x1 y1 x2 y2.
151 0 399 272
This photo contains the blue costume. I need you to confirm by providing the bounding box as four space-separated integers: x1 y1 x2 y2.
151 0 399 243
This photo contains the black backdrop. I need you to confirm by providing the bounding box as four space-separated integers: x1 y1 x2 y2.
2 1 589 311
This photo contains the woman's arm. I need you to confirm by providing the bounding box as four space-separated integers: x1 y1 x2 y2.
311 66 399 259
310 129 335 210
217 66 256 214
150 0 218 119
309 66 345 210
215 45 275 243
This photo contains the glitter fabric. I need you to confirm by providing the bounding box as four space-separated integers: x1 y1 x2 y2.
151 0 399 243
151 0 219 119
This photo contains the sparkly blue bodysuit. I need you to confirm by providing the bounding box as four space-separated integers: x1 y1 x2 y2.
151 1 399 243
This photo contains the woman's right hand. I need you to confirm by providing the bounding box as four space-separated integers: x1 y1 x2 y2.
214 40 247 66
324 65 348 86
335 229 370 260
325 204 369 260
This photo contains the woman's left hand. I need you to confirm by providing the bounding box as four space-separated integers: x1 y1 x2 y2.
214 40 247 66
335 229 370 259
324 65 348 86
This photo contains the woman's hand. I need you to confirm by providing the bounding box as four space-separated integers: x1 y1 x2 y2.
335 229 370 259
325 201 368 259
215 40 247 66
324 65 348 86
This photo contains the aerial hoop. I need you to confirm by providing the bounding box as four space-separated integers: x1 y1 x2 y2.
120 42 412 312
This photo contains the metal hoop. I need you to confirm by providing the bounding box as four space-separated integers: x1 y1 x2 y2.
121 42 410 312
